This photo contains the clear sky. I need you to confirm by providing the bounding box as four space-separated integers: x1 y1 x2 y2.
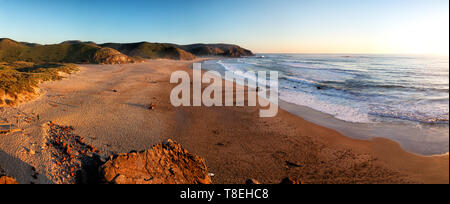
0 0 448 55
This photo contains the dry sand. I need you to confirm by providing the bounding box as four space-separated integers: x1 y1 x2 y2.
0 59 448 184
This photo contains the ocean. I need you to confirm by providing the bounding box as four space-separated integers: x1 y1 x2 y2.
202 54 449 155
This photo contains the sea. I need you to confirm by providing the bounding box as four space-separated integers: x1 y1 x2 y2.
201 54 449 155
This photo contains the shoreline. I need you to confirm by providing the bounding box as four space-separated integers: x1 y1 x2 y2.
0 59 448 184
200 58 449 156
279 100 449 156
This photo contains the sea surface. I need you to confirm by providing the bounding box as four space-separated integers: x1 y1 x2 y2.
202 54 449 155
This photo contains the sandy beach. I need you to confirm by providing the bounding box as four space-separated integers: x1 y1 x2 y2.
0 59 448 184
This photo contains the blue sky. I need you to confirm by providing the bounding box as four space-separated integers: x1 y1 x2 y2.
0 0 448 54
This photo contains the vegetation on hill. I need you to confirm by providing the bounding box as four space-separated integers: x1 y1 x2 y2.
177 43 254 57
1 38 255 65
101 42 197 60
0 61 79 105
93 47 141 64
0 38 29 62
0 38 138 64
20 42 41 47
100 42 254 60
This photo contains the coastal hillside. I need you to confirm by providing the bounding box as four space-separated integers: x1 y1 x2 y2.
177 43 254 57
0 38 29 62
93 47 138 65
1 38 255 64
0 38 137 64
101 42 196 60
101 42 255 59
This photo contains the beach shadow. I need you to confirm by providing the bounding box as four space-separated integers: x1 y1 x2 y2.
76 154 103 184
0 149 52 184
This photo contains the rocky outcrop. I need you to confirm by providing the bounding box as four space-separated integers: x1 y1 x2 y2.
0 176 18 184
0 166 18 184
246 179 262 184
93 48 139 64
280 177 302 184
45 122 103 184
100 139 212 184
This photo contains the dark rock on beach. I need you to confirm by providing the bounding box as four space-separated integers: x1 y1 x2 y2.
246 179 261 184
0 175 18 184
280 177 302 184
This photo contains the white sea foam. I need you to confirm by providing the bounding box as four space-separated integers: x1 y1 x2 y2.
279 90 372 123
217 60 278 87
210 55 449 125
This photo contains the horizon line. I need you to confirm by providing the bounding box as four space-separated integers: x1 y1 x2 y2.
254 52 450 57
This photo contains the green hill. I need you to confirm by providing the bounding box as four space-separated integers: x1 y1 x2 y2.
101 42 197 60
1 38 255 64
100 42 254 60
177 43 254 57
0 38 29 62
93 47 139 64
19 43 100 63
0 39 136 64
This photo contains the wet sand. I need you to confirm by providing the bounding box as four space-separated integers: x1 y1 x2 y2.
280 101 449 156
0 59 448 184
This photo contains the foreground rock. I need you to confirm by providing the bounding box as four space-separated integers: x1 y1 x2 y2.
280 177 302 184
45 122 102 184
246 179 261 184
100 139 212 184
0 176 18 184
0 167 18 184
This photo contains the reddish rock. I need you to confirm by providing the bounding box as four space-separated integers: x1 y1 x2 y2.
246 179 261 184
0 176 18 184
100 139 212 184
280 177 302 184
